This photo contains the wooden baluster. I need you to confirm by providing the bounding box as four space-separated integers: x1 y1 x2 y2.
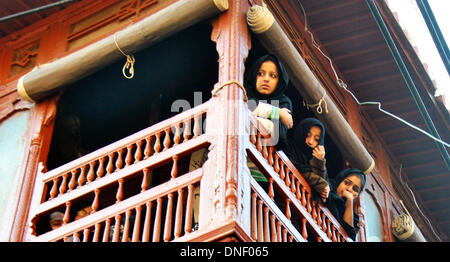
326 218 332 239
174 123 181 145
276 221 282 243
301 186 307 207
50 177 60 199
116 148 125 170
106 153 115 174
306 191 312 214
288 235 293 242
103 218 111 242
279 161 285 181
268 178 274 200
141 167 150 192
331 224 337 242
97 157 105 178
144 136 153 159
290 174 296 193
311 200 317 222
174 189 184 239
164 193 174 242
184 184 194 234
193 115 201 137
316 205 322 226
112 214 122 242
63 202 71 225
133 205 143 242
73 232 80 242
274 153 280 173
154 132 162 154
270 214 277 242
116 179 124 203
163 128 171 151
262 139 268 160
93 223 101 242
122 210 131 242
171 155 179 179
78 166 87 187
282 228 287 242
152 198 163 242
284 165 290 188
256 132 262 152
87 162 96 182
68 169 77 191
285 199 291 221
183 119 192 142
317 236 322 242
257 199 263 242
322 212 327 232
264 207 270 242
135 140 143 162
316 208 326 232
92 189 100 213
301 217 308 240
125 145 134 166
83 228 90 242
142 202 153 242
250 125 256 145
251 192 257 240
268 146 274 166
295 180 301 200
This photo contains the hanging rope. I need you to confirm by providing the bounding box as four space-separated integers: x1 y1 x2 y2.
211 80 248 101
303 94 329 114
114 33 135 79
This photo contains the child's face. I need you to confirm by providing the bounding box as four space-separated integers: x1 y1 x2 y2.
256 61 279 95
305 125 322 148
337 175 362 199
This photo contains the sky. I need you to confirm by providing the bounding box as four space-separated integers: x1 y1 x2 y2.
386 0 450 109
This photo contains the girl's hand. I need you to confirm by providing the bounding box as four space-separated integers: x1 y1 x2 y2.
342 190 354 202
279 108 293 129
312 145 326 160
321 185 330 203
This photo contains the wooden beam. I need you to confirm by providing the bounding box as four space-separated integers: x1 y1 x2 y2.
17 0 229 102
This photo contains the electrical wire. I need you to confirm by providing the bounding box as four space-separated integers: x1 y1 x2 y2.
398 165 443 241
295 0 445 241
296 0 450 148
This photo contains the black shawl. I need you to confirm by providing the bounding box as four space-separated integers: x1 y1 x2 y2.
284 117 325 174
325 168 366 240
244 54 292 149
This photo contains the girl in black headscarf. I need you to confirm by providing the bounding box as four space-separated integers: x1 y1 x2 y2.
284 118 330 202
244 54 293 151
325 168 366 241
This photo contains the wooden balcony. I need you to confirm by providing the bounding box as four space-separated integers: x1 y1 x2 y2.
26 99 352 242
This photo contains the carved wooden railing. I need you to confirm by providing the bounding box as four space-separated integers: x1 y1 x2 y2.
250 177 306 242
247 113 352 242
27 101 211 242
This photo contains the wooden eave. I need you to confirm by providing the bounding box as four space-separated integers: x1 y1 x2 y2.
275 0 449 241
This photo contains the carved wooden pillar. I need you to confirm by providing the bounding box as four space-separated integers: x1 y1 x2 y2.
199 0 251 234
8 95 59 241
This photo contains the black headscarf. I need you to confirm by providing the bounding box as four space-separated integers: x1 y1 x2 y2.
325 168 366 240
285 118 325 173
330 168 366 193
244 54 292 110
244 54 292 149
